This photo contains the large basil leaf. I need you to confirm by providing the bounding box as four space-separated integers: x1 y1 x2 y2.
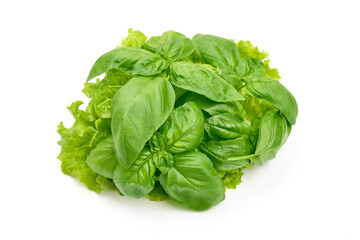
113 147 156 198
133 53 168 75
87 47 151 81
198 136 252 170
87 136 117 178
169 62 244 102
192 34 242 86
204 113 253 140
160 151 225 211
244 77 298 125
192 34 240 69
159 102 204 154
111 75 175 169
228 110 291 165
176 92 246 118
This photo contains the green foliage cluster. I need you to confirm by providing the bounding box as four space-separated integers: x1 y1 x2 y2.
57 29 298 211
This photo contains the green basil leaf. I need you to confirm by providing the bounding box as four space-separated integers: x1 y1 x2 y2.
244 77 298 125
143 31 184 49
111 75 175 169
157 38 184 62
160 151 225 211
192 34 240 69
198 136 252 170
159 102 204 154
152 151 174 174
149 132 167 152
251 110 291 165
169 62 245 102
87 136 117 178
176 92 246 117
179 37 196 59
227 110 292 166
113 147 156 198
87 47 151 81
133 53 168 75
236 58 265 79
204 113 253 140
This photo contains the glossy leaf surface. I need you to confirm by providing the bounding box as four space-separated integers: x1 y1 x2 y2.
160 151 225 211
111 75 175 168
113 147 156 198
159 102 204 154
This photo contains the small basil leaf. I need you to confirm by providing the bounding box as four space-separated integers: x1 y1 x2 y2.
149 132 167 152
227 110 292 166
133 53 168 75
113 147 156 198
152 151 174 174
157 38 184 62
87 47 151 81
204 113 253 140
169 62 245 102
198 136 252 170
143 31 185 52
236 58 265 79
176 92 246 117
159 102 204 154
160 151 225 211
244 77 298 125
251 110 292 165
86 136 117 178
192 34 240 69
111 75 175 169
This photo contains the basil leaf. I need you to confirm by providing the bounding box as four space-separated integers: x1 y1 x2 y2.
169 62 245 102
86 136 117 178
251 110 291 165
159 102 204 154
160 151 225 211
176 92 246 117
204 113 253 140
149 132 167 152
236 58 265 79
143 31 195 59
198 136 252 170
157 38 184 62
193 34 240 69
227 110 292 166
113 147 156 198
152 151 174 174
244 77 298 125
133 53 168 76
179 37 196 59
111 75 175 169
87 47 151 81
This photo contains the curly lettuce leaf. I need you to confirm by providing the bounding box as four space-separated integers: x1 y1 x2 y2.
83 70 132 118
121 28 147 48
264 59 281 80
237 40 269 60
57 101 111 192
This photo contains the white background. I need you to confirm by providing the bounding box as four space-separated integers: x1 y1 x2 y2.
1 0 359 239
